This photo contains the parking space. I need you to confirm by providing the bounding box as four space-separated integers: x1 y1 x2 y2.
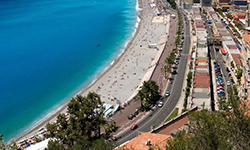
214 62 226 100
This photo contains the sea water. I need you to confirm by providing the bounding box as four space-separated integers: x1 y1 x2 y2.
0 0 138 141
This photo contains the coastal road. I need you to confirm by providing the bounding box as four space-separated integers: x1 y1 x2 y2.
117 10 191 145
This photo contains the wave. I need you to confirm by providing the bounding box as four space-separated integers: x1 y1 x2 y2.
81 0 142 91
12 0 142 142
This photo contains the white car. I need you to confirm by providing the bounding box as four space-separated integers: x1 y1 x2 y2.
227 81 231 86
166 91 170 97
158 101 163 107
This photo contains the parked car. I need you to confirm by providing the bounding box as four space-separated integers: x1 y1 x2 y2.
226 67 230 72
227 81 231 86
216 76 222 79
130 124 138 130
218 91 225 95
215 72 221 75
127 114 135 120
216 73 222 76
231 79 235 84
217 81 223 85
157 101 163 107
166 91 170 97
217 86 224 90
215 69 221 72
215 65 220 69
172 70 177 74
175 60 179 65
218 92 225 96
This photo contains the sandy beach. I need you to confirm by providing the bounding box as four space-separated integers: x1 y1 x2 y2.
15 0 170 144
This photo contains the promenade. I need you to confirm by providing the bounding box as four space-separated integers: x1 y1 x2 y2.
110 11 178 137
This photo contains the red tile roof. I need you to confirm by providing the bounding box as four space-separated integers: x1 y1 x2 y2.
196 59 207 63
154 116 189 135
196 65 208 68
231 54 241 65
116 133 171 150
227 45 237 49
243 33 250 43
195 72 209 76
194 74 210 88
216 25 225 28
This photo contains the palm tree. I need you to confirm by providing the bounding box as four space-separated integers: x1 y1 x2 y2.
137 81 159 110
163 65 171 78
165 51 175 65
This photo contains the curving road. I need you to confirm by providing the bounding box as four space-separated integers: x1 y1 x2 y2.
117 9 191 145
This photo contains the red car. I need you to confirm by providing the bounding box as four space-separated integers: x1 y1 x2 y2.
130 124 138 130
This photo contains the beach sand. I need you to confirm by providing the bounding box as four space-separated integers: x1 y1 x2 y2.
15 0 170 143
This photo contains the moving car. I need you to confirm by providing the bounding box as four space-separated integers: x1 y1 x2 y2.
130 124 138 130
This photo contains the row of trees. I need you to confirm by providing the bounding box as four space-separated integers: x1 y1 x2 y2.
175 10 182 48
183 71 192 111
163 50 177 76
163 9 182 78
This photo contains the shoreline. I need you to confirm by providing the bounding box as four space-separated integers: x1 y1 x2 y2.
14 0 169 144
14 0 145 143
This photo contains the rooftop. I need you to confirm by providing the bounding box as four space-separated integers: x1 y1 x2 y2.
116 133 171 150
231 54 241 65
243 33 250 43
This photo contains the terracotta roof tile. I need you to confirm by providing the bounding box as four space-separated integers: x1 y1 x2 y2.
116 133 171 150
243 33 250 43
155 116 189 135
231 54 241 65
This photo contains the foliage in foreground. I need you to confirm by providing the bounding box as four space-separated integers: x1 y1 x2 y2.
45 92 117 150
167 88 250 150
0 135 18 150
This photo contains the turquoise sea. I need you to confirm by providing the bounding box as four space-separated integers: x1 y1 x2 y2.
0 0 138 141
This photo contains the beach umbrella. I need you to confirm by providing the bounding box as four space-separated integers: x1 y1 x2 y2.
110 96 114 101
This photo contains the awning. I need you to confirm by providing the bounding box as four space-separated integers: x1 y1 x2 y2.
221 48 227 55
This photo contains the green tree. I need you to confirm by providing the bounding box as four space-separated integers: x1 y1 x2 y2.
236 69 242 80
166 90 250 150
46 92 116 150
163 65 171 78
165 51 176 65
0 134 5 150
137 81 159 110
0 134 18 150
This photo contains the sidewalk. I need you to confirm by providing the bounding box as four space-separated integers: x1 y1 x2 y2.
108 11 177 137
176 9 193 114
